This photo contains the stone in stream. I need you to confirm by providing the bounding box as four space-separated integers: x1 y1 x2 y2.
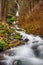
31 44 43 58
32 41 39 43
20 38 29 45
37 45 43 59
11 33 15 36
4 50 16 56
24 38 29 42
31 44 40 57
0 54 6 60
31 44 38 50
0 54 8 65
9 36 14 40
9 33 15 40
13 60 22 65
0 61 7 65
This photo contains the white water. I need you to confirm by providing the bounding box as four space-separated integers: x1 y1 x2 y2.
0 28 43 65
16 11 19 17
15 0 20 17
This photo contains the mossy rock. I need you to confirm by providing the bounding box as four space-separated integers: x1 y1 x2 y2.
14 35 22 40
9 41 21 47
14 32 22 40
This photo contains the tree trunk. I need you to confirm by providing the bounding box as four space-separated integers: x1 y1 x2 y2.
2 0 8 21
0 0 2 20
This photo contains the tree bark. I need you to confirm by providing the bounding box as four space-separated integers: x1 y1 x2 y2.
2 0 8 21
0 0 2 20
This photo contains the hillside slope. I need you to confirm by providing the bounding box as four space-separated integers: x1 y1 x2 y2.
17 1 43 36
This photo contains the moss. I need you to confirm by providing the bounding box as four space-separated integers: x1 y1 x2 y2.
14 35 22 40
9 41 21 47
14 31 22 40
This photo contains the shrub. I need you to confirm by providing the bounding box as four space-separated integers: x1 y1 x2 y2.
7 14 16 23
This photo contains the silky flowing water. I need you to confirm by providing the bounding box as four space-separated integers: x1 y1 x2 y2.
0 1 43 65
0 25 43 65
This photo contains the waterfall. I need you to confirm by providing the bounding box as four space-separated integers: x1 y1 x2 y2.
12 0 20 24
15 0 20 17
16 11 19 17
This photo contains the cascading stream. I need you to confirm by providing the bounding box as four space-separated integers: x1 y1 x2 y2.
0 1 43 65
0 27 43 65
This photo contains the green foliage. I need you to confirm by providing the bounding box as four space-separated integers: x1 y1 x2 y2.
0 40 6 51
14 33 22 40
4 44 10 49
14 35 22 40
7 14 16 23
5 29 11 36
0 24 4 29
0 30 5 34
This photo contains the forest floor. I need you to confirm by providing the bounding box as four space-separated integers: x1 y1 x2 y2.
17 1 43 37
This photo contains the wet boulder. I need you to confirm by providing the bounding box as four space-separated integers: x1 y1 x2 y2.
13 60 22 65
0 54 5 60
24 38 29 42
31 44 39 57
37 45 43 58
4 50 15 56
0 61 7 65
